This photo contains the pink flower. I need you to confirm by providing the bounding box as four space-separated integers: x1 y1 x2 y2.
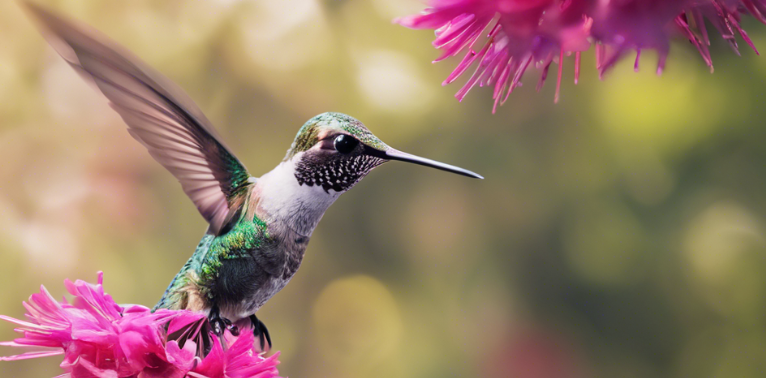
396 0 766 111
0 273 281 378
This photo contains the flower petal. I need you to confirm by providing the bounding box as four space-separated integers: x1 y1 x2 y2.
1 273 282 378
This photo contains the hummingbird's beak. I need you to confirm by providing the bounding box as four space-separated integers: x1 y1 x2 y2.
366 147 483 179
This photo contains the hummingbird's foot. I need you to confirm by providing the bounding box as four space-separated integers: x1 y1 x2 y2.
208 305 231 336
208 305 241 337
249 314 272 351
229 323 240 337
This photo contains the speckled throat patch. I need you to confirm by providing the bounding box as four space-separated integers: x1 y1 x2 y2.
295 153 385 192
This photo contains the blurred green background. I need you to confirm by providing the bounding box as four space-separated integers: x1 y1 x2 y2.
2 1 766 377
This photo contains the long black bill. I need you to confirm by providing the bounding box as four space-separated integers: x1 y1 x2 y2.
366 147 483 179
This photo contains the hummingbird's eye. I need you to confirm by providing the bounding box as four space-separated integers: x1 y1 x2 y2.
333 134 358 154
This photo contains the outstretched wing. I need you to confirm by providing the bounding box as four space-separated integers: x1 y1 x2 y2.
24 3 251 234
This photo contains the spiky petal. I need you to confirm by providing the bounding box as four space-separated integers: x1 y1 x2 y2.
396 0 592 111
396 0 766 110
0 273 281 378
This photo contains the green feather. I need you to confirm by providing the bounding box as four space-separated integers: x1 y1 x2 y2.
198 217 269 296
154 216 269 310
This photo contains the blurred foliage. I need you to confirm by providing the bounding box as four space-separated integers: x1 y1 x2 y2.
1 1 766 377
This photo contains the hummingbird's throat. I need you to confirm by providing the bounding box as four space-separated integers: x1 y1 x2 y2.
294 153 385 193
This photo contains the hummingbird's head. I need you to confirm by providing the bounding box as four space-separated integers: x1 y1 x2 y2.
284 112 482 193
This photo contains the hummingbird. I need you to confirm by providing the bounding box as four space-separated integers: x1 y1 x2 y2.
24 3 482 351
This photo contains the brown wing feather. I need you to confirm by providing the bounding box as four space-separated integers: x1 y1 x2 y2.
24 2 251 234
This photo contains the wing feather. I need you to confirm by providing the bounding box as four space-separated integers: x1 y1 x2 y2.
24 3 251 234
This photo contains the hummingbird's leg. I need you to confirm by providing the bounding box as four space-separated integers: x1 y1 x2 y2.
249 314 272 351
208 305 241 337
208 305 227 336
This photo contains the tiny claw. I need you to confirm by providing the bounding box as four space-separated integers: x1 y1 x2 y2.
249 315 272 351
211 319 224 336
259 322 272 350
208 305 229 337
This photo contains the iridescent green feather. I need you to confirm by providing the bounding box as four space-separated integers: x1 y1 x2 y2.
221 151 251 199
197 217 269 298
154 216 269 310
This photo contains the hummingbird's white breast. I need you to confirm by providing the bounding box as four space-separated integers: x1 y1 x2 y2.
253 153 342 237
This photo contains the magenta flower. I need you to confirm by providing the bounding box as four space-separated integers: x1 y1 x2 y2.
0 273 281 378
396 0 766 111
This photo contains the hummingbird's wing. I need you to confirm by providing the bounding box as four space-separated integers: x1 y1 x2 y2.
24 3 251 235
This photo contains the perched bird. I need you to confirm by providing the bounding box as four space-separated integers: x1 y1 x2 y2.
24 3 482 350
